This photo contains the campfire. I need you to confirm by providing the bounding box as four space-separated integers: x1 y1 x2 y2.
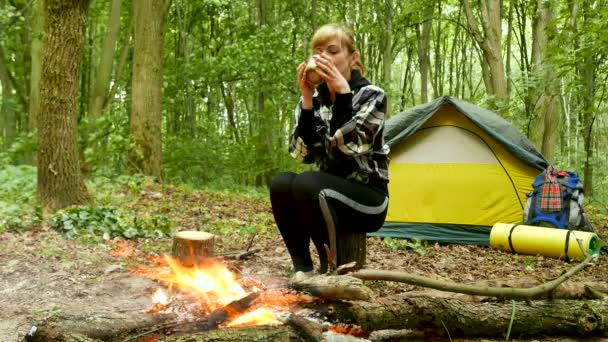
133 254 298 329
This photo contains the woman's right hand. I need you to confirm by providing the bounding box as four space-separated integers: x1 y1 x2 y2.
297 62 314 109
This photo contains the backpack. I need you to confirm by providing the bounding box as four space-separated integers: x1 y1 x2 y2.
523 166 594 231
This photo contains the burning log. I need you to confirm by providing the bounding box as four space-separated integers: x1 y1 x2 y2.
167 292 261 334
317 295 608 338
171 231 215 266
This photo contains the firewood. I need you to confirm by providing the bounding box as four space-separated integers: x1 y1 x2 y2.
155 325 300 341
278 313 324 342
171 231 215 266
289 274 374 301
140 292 261 337
317 296 608 338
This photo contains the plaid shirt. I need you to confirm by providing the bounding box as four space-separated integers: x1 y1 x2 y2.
289 71 389 187
539 166 568 212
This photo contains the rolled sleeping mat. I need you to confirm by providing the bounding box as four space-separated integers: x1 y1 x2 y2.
490 223 605 261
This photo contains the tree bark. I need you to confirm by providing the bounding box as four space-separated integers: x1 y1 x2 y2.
319 296 608 337
416 4 433 104
37 0 91 211
171 231 215 266
0 45 16 149
527 0 560 162
89 0 123 117
29 0 44 131
129 0 170 179
254 0 274 187
462 0 509 113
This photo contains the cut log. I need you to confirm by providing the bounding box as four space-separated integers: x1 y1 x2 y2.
335 232 367 269
317 295 608 337
171 231 215 266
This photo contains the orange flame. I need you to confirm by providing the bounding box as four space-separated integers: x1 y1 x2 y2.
133 255 313 327
226 308 281 327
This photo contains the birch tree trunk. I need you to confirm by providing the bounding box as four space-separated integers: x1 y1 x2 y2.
129 0 170 179
462 0 509 113
37 0 91 211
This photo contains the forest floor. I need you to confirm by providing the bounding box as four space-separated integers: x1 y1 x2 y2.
1 182 607 342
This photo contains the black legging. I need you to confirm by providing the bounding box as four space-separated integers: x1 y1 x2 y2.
270 171 388 273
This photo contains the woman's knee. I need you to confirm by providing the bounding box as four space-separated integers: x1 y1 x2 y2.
291 171 325 196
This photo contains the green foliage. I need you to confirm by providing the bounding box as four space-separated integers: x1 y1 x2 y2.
49 205 173 240
382 237 427 256
0 165 41 231
523 256 536 271
80 114 133 177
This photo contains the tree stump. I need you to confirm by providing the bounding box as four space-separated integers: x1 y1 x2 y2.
171 231 215 266
335 232 367 269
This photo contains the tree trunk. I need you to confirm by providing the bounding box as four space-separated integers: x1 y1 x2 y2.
29 0 44 132
381 0 392 110
320 296 608 337
37 0 91 212
462 0 509 114
254 0 274 187
0 45 16 149
89 0 123 117
129 0 169 179
416 4 433 104
528 0 560 162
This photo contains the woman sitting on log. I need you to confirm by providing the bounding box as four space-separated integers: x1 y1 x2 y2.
269 23 390 279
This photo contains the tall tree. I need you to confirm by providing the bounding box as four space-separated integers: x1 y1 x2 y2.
89 0 123 117
527 0 560 162
37 0 91 211
416 3 433 104
462 0 509 113
0 0 16 148
29 0 44 131
254 0 274 187
129 0 170 179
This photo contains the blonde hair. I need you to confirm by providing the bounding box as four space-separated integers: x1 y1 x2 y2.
310 23 366 75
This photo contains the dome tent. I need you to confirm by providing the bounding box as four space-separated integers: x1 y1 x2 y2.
369 96 548 245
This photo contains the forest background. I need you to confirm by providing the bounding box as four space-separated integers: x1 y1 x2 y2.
0 0 607 232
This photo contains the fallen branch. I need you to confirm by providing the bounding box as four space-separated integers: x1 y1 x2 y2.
351 255 594 300
216 248 261 260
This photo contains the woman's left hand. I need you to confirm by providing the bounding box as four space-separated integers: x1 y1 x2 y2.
312 54 350 94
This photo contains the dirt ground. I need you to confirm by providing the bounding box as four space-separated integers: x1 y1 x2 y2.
1 186 607 342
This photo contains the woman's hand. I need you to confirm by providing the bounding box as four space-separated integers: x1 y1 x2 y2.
312 54 350 94
297 62 314 109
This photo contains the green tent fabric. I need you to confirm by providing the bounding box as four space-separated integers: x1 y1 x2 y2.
369 223 492 246
384 96 548 170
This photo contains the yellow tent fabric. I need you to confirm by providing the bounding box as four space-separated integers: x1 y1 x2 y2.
386 104 541 227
